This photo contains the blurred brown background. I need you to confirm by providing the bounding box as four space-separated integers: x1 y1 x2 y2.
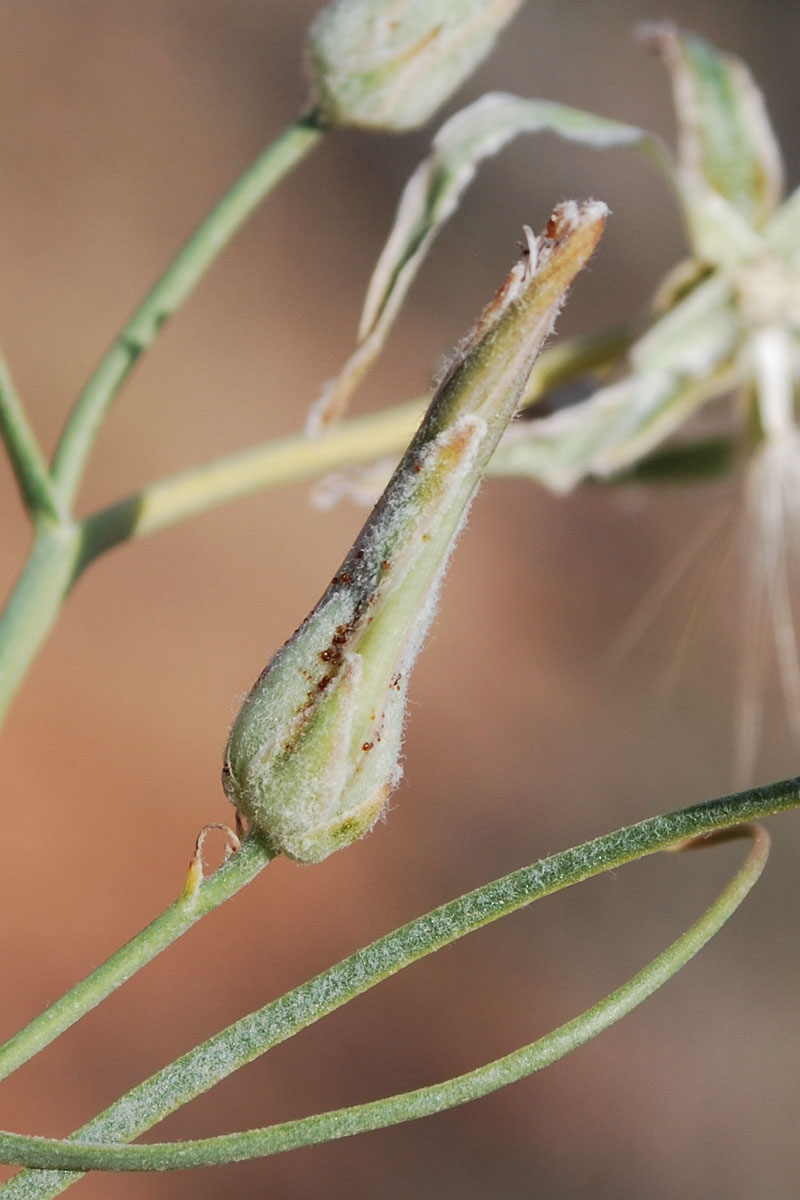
1 2 799 1197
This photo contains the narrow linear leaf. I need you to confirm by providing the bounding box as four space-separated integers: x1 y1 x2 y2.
0 821 770 1176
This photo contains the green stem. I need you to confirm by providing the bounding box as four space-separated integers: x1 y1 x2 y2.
0 835 273 1085
0 523 82 728
0 781 794 1192
79 327 630 564
0 326 629 729
0 355 60 521
80 400 425 561
49 111 325 510
0 398 420 732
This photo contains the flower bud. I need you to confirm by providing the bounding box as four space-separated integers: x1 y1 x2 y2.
223 201 607 862
306 0 525 132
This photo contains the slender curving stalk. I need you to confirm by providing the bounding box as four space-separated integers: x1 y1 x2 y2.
0 826 769 1174
49 111 325 511
0 397 420 731
0 782 794 1194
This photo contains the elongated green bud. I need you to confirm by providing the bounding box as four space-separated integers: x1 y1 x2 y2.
306 0 525 132
223 200 608 862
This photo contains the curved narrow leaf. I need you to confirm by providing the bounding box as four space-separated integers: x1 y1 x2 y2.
0 810 775 1180
308 92 659 432
630 271 737 374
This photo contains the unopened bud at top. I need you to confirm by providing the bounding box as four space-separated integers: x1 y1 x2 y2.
306 0 525 132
